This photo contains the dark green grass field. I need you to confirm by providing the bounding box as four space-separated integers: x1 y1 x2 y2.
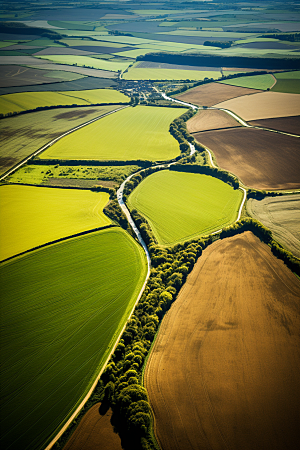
0 228 147 450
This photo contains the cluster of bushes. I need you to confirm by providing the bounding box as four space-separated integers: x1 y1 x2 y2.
103 199 133 236
260 33 300 42
169 109 197 155
219 218 300 275
90 185 115 196
247 189 284 200
204 40 232 48
98 235 211 449
130 210 157 247
170 163 240 189
32 158 153 168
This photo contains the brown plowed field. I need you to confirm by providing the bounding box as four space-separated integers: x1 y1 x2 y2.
63 404 122 450
145 232 300 450
175 82 262 107
187 109 241 133
214 91 300 121
248 194 300 258
194 127 300 190
249 115 300 136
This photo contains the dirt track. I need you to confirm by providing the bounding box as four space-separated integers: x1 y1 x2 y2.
187 109 241 133
194 127 300 190
145 232 300 450
248 194 300 258
175 82 262 107
62 404 122 450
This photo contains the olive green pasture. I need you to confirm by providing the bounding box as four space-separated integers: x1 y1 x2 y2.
219 74 275 90
0 105 120 176
37 54 131 72
272 71 300 94
123 67 222 81
0 184 111 261
128 170 243 244
0 89 129 115
41 105 187 162
0 227 147 450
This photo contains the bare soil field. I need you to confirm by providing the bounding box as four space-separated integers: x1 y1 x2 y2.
175 82 262 107
194 128 300 190
187 109 241 133
63 404 122 450
249 115 300 135
214 91 300 121
248 194 300 258
145 232 300 450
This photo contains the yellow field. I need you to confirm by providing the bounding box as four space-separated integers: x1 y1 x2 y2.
0 89 129 115
213 91 300 121
0 185 111 261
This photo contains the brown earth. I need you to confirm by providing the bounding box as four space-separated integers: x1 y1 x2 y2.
0 65 66 87
194 127 300 190
249 115 300 136
247 194 300 258
63 403 122 450
145 231 300 450
187 109 241 133
175 82 262 107
214 91 300 121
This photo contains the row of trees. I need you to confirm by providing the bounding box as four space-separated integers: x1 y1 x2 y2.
247 188 284 200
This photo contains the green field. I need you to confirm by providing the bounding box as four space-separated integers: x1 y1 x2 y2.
127 170 243 244
0 184 111 261
272 71 300 94
8 163 140 186
41 105 187 162
0 89 129 115
37 54 131 72
0 227 147 450
123 67 222 81
219 73 275 90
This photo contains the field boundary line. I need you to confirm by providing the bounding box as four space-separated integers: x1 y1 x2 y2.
0 105 130 182
270 73 277 89
0 225 116 265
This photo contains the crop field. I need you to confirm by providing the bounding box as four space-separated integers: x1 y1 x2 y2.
175 82 263 107
248 115 300 135
145 231 300 450
8 163 140 187
219 73 275 90
62 404 122 450
187 109 241 133
194 128 300 190
0 227 147 450
127 170 243 244
214 92 300 121
271 71 300 94
0 88 129 115
38 54 132 72
123 67 222 81
0 105 118 176
40 105 186 162
248 194 300 258
0 184 111 261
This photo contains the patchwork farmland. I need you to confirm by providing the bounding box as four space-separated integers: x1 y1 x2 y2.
127 170 243 244
0 1 300 450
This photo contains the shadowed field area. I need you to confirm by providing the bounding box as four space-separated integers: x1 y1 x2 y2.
145 232 300 450
175 82 262 107
63 404 122 450
194 127 300 190
248 194 300 258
